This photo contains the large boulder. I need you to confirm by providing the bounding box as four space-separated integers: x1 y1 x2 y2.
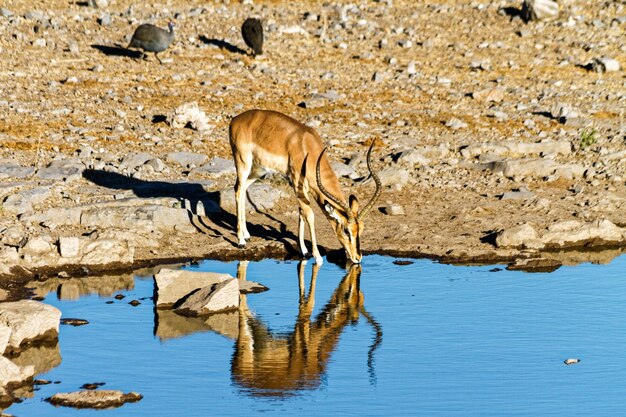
0 301 61 352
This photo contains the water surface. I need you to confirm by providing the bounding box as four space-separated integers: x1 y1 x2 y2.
8 255 626 416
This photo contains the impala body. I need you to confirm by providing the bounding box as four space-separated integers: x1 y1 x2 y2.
229 109 381 264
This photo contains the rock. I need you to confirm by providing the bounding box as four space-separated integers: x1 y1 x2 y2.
591 57 620 73
167 102 212 131
298 95 327 109
0 225 27 247
376 167 410 187
550 103 579 123
46 390 142 409
471 87 505 103
0 357 34 388
501 187 535 200
495 223 541 249
460 141 571 159
0 160 35 179
154 269 233 308
219 183 288 212
0 324 10 355
36 158 84 182
564 358 580 365
118 153 153 172
445 117 468 130
496 219 626 250
175 279 240 316
59 237 81 258
153 207 196 233
3 186 52 215
331 161 357 179
19 207 82 227
542 219 626 248
553 164 586 180
60 318 89 326
521 0 559 22
0 301 61 352
165 152 207 169
380 204 405 215
491 158 557 178
506 257 562 272
189 157 235 177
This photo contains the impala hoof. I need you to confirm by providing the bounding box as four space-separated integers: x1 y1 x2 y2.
313 256 324 265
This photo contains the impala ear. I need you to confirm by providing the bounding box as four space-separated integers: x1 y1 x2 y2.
349 195 359 215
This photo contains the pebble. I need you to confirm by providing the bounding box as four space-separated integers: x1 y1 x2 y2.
445 118 468 130
564 358 580 365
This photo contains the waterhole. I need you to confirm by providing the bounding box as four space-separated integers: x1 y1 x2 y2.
7 254 626 416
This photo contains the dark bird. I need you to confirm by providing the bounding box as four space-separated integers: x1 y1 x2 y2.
127 22 175 64
241 18 263 56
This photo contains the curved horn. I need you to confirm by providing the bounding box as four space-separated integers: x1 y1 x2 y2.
316 147 352 219
356 141 382 222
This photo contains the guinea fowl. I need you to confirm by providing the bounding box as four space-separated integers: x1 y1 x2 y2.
241 18 263 56
127 22 175 64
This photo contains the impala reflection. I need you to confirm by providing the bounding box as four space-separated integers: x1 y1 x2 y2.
231 261 382 396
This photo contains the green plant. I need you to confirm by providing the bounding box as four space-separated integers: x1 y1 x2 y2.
579 128 597 150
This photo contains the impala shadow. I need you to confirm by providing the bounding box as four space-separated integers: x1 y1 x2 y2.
81 169 299 253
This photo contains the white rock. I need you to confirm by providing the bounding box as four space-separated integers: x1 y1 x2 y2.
0 301 61 351
522 0 559 21
167 102 212 131
592 57 621 73
495 223 541 248
59 237 81 258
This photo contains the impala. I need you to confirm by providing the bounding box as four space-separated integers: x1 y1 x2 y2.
229 109 382 264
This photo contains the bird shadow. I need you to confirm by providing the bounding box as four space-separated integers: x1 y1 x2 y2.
81 169 300 256
91 44 143 59
199 36 248 56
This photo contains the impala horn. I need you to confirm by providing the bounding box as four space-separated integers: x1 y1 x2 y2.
316 147 353 221
356 141 382 222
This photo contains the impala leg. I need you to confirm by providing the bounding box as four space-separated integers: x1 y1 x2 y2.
298 208 311 259
234 176 248 247
299 202 323 265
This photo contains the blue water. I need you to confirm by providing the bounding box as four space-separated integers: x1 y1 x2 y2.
7 254 626 416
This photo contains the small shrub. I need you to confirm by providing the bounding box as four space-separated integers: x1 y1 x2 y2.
579 128 597 150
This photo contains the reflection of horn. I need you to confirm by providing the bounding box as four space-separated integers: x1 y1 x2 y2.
360 305 382 386
231 263 378 396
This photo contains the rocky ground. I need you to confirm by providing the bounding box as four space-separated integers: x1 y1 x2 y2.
0 0 625 298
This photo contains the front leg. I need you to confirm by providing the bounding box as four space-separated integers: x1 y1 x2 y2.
298 208 311 259
300 203 323 265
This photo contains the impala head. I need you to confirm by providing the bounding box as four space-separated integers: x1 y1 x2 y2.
317 142 382 264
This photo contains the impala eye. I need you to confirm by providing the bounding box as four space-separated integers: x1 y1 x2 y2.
343 226 350 235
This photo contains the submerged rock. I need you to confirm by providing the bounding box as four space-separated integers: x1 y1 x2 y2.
46 390 142 409
506 257 562 272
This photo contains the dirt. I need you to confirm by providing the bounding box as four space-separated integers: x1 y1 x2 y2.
0 0 625 293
